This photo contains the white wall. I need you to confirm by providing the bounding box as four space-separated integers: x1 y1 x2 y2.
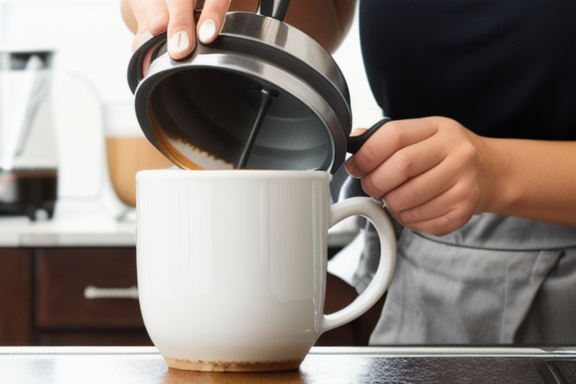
1 0 381 200
332 7 383 128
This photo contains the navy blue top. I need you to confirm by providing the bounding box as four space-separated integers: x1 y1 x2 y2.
359 0 576 140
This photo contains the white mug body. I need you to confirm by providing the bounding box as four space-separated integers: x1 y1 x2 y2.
136 169 395 372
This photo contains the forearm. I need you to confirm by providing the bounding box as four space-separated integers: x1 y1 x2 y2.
483 138 576 227
227 0 357 52
284 0 357 52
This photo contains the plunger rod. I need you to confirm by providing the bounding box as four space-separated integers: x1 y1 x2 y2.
237 88 275 169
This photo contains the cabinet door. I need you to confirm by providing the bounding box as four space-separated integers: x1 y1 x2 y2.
0 248 34 345
35 248 145 330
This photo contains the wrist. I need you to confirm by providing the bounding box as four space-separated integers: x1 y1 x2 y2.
476 137 520 216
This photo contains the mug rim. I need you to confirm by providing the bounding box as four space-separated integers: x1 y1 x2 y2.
136 168 332 181
136 168 330 174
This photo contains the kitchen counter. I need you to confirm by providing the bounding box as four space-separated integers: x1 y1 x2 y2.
2 346 576 384
0 200 358 248
0 200 137 247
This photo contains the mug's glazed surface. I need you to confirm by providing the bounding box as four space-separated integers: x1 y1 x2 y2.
136 170 396 372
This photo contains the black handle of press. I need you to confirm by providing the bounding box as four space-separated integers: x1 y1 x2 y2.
346 117 392 154
258 0 290 21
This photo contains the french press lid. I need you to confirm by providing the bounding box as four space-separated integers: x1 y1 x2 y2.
128 0 352 172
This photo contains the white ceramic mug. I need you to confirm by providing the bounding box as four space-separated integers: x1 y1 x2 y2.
136 169 396 372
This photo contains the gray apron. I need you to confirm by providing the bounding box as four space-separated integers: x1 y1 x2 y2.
353 213 576 345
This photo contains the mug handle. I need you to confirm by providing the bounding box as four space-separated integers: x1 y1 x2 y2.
321 197 397 332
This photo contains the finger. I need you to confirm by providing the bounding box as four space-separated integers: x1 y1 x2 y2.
132 30 155 51
166 0 196 60
147 0 170 35
377 158 454 214
345 119 438 178
359 129 446 198
388 182 477 235
383 136 482 214
128 0 165 51
197 0 231 44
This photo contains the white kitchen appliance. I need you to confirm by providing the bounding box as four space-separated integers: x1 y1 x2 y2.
0 50 58 220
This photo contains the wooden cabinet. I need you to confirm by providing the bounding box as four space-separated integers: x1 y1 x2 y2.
0 247 152 346
0 246 379 347
35 248 142 329
0 248 34 345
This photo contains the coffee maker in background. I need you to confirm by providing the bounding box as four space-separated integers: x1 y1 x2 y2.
0 50 58 220
99 99 172 221
68 67 173 222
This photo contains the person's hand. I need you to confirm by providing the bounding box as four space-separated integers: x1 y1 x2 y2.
125 0 231 60
345 117 496 235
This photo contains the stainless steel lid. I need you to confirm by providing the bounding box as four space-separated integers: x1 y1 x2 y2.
128 7 352 172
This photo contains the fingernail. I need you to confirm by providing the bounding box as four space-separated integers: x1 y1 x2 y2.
168 30 190 56
370 197 387 208
198 19 216 43
344 163 358 179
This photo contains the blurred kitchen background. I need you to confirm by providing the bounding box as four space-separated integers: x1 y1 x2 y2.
1 0 382 203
